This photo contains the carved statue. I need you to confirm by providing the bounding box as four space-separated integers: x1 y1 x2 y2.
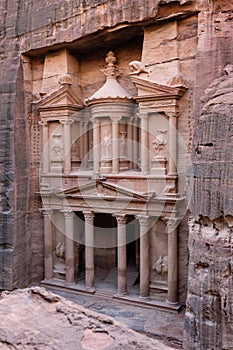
153 255 168 275
102 134 111 159
55 242 65 260
129 60 149 75
52 134 63 157
152 129 167 153
119 131 127 158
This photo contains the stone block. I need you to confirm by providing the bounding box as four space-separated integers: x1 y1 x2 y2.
147 60 180 85
177 15 198 41
142 21 178 65
178 37 198 60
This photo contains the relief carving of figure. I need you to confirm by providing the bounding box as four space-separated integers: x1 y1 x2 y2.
55 242 65 260
102 134 111 159
120 132 127 158
52 134 63 157
153 255 168 275
152 129 167 154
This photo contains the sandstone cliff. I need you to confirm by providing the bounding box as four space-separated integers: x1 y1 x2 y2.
184 1 233 348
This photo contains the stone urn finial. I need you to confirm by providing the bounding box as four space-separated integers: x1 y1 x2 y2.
105 51 117 65
101 51 118 79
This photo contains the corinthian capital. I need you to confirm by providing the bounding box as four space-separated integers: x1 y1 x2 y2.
61 210 74 219
137 215 150 226
115 214 127 225
83 211 94 223
111 115 121 123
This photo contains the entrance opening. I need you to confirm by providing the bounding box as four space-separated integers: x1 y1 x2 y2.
93 213 117 292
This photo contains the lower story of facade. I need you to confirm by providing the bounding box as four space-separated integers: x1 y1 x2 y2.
41 179 186 311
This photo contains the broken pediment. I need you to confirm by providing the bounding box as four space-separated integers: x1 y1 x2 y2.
63 180 155 201
131 76 187 100
39 85 84 112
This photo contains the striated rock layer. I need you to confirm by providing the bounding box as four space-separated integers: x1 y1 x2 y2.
0 287 174 350
184 1 233 348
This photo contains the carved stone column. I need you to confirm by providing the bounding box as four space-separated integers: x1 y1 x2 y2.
61 119 74 174
43 209 53 280
83 211 95 291
83 121 89 169
137 215 150 299
92 119 100 173
39 121 50 173
139 112 149 174
63 210 75 284
79 121 84 162
168 113 177 176
111 116 121 173
166 217 179 304
133 118 138 169
115 215 128 296
127 118 133 168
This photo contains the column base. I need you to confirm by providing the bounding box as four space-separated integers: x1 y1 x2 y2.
168 172 177 176
65 281 74 286
139 295 151 301
114 291 128 298
166 298 179 305
85 286 96 293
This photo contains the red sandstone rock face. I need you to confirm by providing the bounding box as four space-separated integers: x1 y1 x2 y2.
183 216 233 350
184 2 233 347
190 65 233 219
0 287 174 349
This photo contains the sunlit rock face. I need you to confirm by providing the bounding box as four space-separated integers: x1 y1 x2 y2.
184 60 233 350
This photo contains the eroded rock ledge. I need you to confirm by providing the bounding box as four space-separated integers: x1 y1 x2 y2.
0 287 174 350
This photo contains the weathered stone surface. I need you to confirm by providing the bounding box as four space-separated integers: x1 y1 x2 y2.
183 216 233 349
0 287 174 349
184 1 233 348
190 66 233 219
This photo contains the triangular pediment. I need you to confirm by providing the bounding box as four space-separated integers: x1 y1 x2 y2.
131 76 186 98
39 85 84 110
63 180 155 200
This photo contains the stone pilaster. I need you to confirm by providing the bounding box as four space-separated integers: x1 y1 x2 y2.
166 217 179 304
115 215 128 296
60 119 74 174
83 121 89 169
111 116 121 173
63 210 75 284
167 112 178 176
43 209 54 280
133 117 139 168
138 112 149 174
127 118 133 168
92 119 100 173
137 215 150 299
83 211 95 291
39 121 50 173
